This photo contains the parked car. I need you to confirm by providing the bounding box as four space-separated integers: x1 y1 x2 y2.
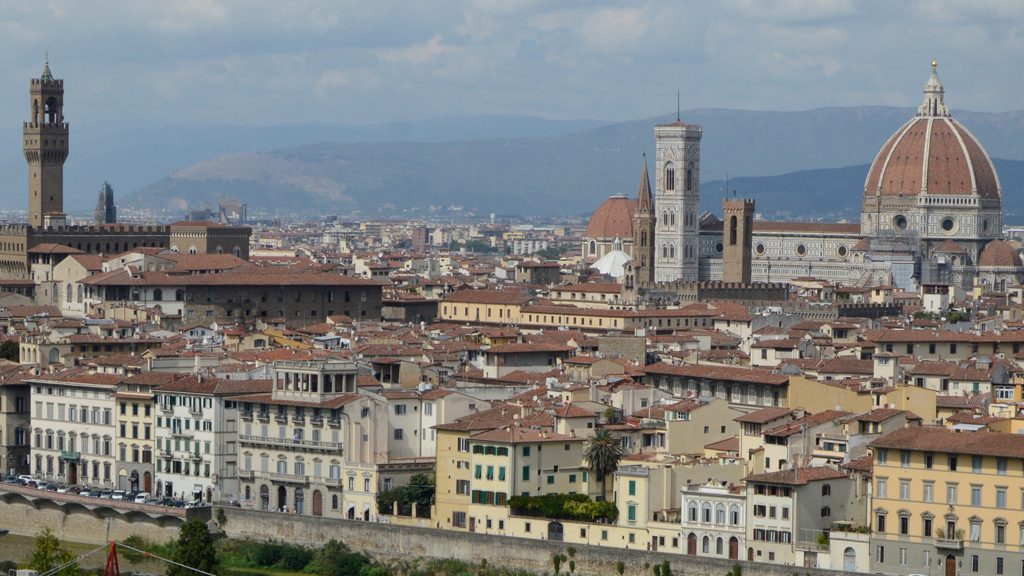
99 490 113 499
134 492 150 503
111 490 126 500
68 486 81 494
56 485 69 493
16 474 34 484
34 482 50 491
144 498 160 505
45 483 58 491
184 500 208 509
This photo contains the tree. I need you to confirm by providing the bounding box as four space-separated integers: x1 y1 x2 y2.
167 518 218 576
376 473 435 517
0 340 19 362
24 528 82 576
584 428 623 501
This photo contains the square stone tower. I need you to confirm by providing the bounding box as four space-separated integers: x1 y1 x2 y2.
722 198 755 284
24 59 68 228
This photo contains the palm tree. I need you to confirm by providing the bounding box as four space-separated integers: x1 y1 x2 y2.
584 428 623 501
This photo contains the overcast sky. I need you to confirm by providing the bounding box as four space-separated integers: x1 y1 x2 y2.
2 0 1022 138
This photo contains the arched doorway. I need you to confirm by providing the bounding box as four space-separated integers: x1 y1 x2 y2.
362 508 370 521
295 488 304 515
129 470 139 492
547 521 564 542
945 555 956 576
68 462 77 485
277 486 287 511
312 490 323 517
144 471 152 493
729 537 738 560
347 506 355 519
260 486 269 510
687 533 697 555
747 548 754 562
841 547 856 572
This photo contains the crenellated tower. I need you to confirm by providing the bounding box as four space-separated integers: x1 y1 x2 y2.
24 58 68 228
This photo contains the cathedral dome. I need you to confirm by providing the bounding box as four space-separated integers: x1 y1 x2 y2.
585 195 635 239
863 62 1000 201
978 239 1022 268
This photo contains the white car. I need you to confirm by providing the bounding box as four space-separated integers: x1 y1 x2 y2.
134 492 150 503
111 490 127 500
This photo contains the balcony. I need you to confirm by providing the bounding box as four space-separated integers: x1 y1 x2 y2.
237 469 254 481
237 434 342 452
189 406 203 416
274 413 289 424
189 453 203 462
310 415 323 426
268 472 309 484
327 417 341 427
171 429 193 439
256 412 270 422
158 448 172 459
240 410 254 421
159 404 174 413
934 538 963 551
293 415 306 426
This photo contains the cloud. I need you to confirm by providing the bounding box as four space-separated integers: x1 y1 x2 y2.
375 35 462 64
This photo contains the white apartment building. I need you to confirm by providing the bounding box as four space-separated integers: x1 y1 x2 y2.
154 374 268 502
28 369 120 488
381 387 489 459
232 359 391 519
680 480 747 561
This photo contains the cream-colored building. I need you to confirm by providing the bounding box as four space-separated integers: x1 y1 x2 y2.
869 427 1024 576
29 369 120 488
232 360 391 519
114 373 159 493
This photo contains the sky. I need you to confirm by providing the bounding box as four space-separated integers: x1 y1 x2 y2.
1 0 1023 139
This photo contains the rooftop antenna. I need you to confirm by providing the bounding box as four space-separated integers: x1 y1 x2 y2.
676 90 681 121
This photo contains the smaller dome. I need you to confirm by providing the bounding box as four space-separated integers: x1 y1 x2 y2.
585 195 634 239
978 240 1022 268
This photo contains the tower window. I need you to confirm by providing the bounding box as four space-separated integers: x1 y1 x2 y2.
685 168 693 192
665 167 675 191
729 215 738 245
670 212 675 226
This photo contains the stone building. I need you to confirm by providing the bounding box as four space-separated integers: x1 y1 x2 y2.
0 366 32 476
232 360 394 519
94 182 116 225
0 61 252 280
584 62 1020 293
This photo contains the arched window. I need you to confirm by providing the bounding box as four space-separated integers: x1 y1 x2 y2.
588 240 596 255
716 537 723 555
175 289 185 302
688 502 698 522
685 167 693 191
665 165 675 191
233 246 241 257
65 284 72 302
730 504 740 525
662 245 668 258
821 506 831 517
670 245 676 258
716 504 726 525
702 502 712 523
153 289 163 301
640 231 646 247
77 285 83 303
702 535 709 553
670 212 675 226
189 246 198 255
822 484 831 496
729 215 738 245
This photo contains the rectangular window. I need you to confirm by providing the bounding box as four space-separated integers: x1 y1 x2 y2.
628 480 636 496
971 486 982 507
877 513 886 533
947 483 957 505
876 546 885 564
923 481 934 503
474 465 482 479
901 450 911 467
949 455 958 471
877 478 888 499
900 480 910 500
997 488 1007 508
627 504 636 522
972 456 983 473
997 458 1008 475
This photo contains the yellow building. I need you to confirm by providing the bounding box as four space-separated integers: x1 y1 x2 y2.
869 427 1024 576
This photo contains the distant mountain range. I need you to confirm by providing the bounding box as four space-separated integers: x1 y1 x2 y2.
4 107 1024 221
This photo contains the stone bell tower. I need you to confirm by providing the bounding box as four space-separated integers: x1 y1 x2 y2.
24 58 69 228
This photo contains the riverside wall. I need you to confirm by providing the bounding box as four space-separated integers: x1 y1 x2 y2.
220 507 855 576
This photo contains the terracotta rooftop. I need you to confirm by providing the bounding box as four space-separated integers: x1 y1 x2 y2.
744 466 847 485
869 426 1024 458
